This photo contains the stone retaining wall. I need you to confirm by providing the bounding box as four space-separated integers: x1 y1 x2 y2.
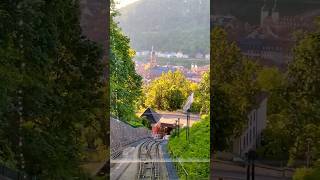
110 118 151 157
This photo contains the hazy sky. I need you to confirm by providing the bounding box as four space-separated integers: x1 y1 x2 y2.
116 0 142 9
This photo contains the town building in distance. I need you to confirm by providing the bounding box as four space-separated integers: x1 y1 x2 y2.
212 0 320 70
135 47 209 83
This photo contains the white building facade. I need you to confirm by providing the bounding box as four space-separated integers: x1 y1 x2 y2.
233 93 268 157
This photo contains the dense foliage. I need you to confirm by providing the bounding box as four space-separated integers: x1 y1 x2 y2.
211 27 260 151
110 2 142 122
212 20 320 176
142 71 196 111
285 25 320 166
168 115 210 179
192 71 210 114
0 0 107 178
255 22 320 168
140 69 209 113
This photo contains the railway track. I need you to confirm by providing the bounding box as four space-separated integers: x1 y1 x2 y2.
137 139 162 180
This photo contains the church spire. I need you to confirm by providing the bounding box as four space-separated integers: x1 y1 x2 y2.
149 45 156 68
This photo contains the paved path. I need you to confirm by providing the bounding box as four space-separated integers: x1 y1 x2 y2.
161 140 179 180
211 160 293 180
0 175 11 180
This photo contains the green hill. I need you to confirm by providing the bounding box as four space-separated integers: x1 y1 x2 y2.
116 0 210 55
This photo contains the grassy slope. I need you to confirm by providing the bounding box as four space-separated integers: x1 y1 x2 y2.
168 115 210 179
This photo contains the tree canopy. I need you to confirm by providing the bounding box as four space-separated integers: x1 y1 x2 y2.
110 2 143 122
221 20 320 167
211 26 320 167
0 0 107 178
255 23 320 166
211 27 260 151
142 70 197 111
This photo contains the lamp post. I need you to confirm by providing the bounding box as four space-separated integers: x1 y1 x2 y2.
182 93 194 144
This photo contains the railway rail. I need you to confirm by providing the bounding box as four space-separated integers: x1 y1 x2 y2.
137 139 162 180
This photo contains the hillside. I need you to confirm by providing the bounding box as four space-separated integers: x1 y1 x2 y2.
116 0 210 55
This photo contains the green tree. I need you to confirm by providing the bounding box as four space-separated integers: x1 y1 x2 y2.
110 5 142 122
285 24 320 165
0 0 107 178
257 67 285 92
144 70 195 111
258 20 320 165
211 27 260 151
192 71 210 114
255 67 292 160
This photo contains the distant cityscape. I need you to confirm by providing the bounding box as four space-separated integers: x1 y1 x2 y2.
135 47 209 84
135 49 210 60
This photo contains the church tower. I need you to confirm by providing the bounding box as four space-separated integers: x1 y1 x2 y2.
260 0 269 27
271 0 279 24
149 46 157 68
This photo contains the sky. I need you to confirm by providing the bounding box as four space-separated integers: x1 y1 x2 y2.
116 0 142 9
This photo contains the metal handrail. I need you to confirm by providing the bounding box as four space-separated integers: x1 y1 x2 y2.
170 150 189 179
178 159 189 178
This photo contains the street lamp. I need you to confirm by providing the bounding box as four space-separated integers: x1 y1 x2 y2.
182 93 194 144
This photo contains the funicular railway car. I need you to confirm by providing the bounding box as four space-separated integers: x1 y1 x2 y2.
152 122 177 139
